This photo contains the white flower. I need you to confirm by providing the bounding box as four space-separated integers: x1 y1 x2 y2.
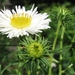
0 5 51 38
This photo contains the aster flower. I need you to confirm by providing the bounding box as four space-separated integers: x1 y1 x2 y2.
19 36 48 58
0 5 51 38
17 36 56 68
16 36 56 75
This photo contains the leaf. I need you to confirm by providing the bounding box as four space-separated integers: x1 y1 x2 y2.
40 57 49 67
68 68 75 75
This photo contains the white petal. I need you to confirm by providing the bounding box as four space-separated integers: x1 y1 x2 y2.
0 5 51 38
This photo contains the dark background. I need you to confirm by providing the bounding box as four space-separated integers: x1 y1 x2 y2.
0 0 74 8
9 0 74 5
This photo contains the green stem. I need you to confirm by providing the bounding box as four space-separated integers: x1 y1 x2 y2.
0 65 1 75
1 64 12 75
52 19 61 50
59 25 65 75
48 57 53 75
49 19 61 75
27 70 30 75
62 63 73 73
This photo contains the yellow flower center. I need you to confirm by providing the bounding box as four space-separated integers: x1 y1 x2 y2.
10 13 32 29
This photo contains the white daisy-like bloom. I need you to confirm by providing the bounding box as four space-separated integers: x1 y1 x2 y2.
0 5 51 38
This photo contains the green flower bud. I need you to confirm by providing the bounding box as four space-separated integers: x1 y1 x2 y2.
27 42 43 58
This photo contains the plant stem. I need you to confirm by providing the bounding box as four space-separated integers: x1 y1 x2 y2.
27 70 30 75
52 19 61 50
1 64 12 75
59 25 65 75
62 63 73 73
0 65 1 75
49 19 61 75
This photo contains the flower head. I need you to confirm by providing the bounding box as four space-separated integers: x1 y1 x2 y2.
17 36 55 72
0 5 51 38
18 36 50 58
27 42 43 57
